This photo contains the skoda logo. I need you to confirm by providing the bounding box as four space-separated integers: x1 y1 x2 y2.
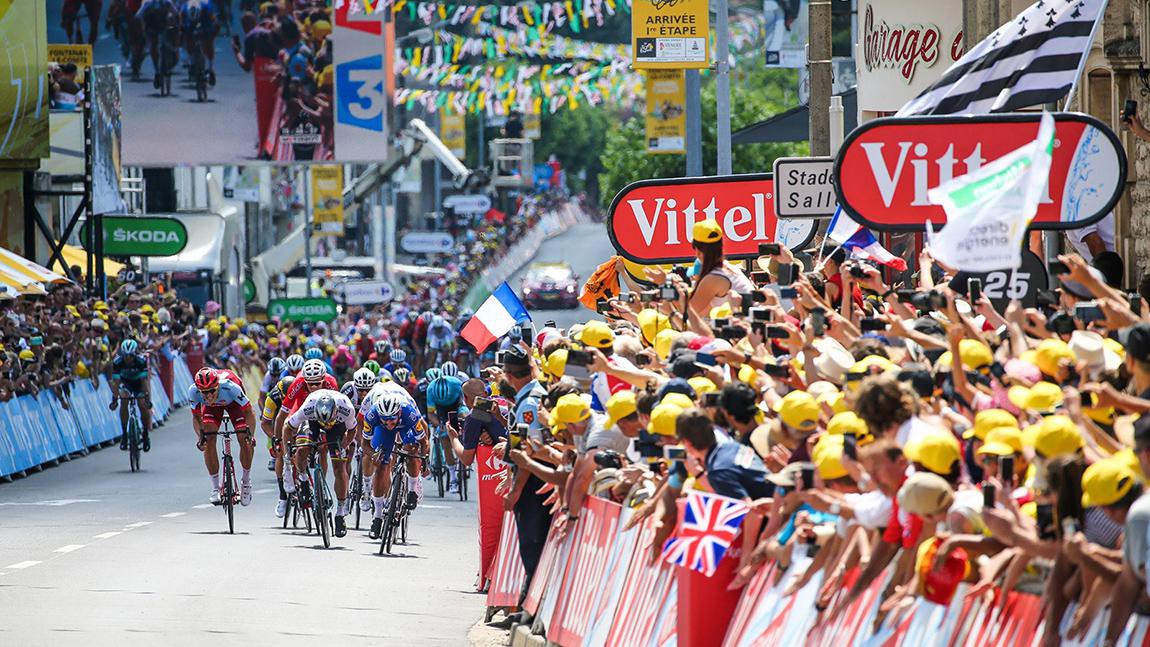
268 303 286 319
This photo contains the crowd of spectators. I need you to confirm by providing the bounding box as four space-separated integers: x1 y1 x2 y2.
451 218 1150 644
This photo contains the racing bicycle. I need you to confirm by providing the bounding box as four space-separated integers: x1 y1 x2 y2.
349 443 372 530
202 418 244 534
295 437 336 549
121 392 147 473
281 443 312 534
379 447 423 555
429 426 449 498
456 456 470 502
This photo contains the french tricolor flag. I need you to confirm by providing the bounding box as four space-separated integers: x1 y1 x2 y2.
827 206 908 271
461 282 532 353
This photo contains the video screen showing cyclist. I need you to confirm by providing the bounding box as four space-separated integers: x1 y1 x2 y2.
110 338 152 453
180 0 220 87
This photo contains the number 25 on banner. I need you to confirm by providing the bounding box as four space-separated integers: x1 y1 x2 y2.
337 56 386 132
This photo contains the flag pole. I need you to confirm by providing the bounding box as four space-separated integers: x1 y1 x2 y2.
1062 0 1111 111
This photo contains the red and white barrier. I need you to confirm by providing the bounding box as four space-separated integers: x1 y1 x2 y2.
485 511 526 608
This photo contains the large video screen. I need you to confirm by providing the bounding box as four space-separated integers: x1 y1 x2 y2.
45 0 391 166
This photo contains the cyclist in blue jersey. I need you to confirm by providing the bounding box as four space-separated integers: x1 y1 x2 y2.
179 0 219 86
383 349 411 376
110 339 152 452
362 392 428 540
426 376 466 493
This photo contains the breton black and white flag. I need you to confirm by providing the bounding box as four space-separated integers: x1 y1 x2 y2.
897 0 1108 116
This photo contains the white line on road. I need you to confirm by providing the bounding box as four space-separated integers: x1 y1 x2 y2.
124 521 153 529
192 504 214 509
93 531 121 539
54 545 85 554
160 512 186 518
5 561 41 569
421 504 450 509
254 488 273 494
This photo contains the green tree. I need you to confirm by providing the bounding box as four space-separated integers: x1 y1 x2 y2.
535 106 618 199
598 67 808 206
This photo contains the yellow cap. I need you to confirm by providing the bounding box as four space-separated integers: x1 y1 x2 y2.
827 411 867 437
818 391 847 415
1113 448 1144 479
1104 337 1126 360
1007 381 1064 413
959 339 993 369
687 377 717 396
965 409 1019 440
648 402 685 436
812 434 848 480
578 320 616 349
544 348 568 380
268 338 280 346
1081 459 1139 507
553 393 591 424
737 364 758 384
845 355 898 390
708 302 734 321
1035 338 1076 378
661 392 695 410
976 427 1023 456
18 349 34 360
905 429 961 476
1022 414 1083 459
638 309 672 345
93 300 108 311
692 219 723 243
605 390 639 427
66 305 80 317
772 390 820 431
265 324 277 334
654 329 678 361
139 304 155 314
207 321 222 334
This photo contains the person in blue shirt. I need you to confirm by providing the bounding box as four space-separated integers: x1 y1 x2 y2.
426 376 467 493
110 339 152 452
676 408 772 501
362 391 428 540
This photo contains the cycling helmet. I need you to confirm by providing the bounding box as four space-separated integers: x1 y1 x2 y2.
440 361 458 377
267 357 286 375
419 312 433 323
374 393 403 420
194 367 220 391
432 315 445 328
304 347 324 361
302 359 327 383
425 368 442 381
353 367 378 390
374 339 389 354
313 394 338 428
390 349 407 363
279 376 296 391
392 367 411 383
286 354 305 372
379 368 394 383
363 359 381 375
120 339 139 355
427 377 462 408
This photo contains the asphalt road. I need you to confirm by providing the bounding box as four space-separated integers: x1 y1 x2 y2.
0 405 485 644
510 221 611 330
46 4 261 165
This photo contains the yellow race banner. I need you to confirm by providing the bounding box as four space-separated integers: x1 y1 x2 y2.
0 0 49 159
645 69 686 154
311 165 344 236
441 111 467 159
631 0 708 69
48 44 92 82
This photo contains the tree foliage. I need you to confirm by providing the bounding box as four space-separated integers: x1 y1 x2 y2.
598 67 809 207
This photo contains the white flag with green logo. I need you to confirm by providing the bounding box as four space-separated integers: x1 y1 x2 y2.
926 112 1056 272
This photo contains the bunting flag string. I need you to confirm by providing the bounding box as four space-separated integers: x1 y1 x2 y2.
397 25 631 65
398 59 633 91
349 0 631 24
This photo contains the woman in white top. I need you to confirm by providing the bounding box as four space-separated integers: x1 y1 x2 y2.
687 220 755 316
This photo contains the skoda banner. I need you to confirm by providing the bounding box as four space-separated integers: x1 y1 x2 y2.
81 216 188 257
267 297 339 323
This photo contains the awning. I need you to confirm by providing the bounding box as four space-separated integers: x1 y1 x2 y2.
732 88 858 145
0 247 69 284
0 264 46 295
51 244 126 277
145 213 226 274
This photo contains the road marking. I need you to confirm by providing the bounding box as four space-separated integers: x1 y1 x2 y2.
421 504 450 509
93 531 121 540
0 499 99 507
54 545 85 554
6 561 41 569
254 488 273 494
160 512 186 518
192 504 214 509
124 521 153 529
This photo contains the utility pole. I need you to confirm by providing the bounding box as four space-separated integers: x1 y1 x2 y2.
304 169 313 298
808 0 833 156
714 0 732 175
685 70 702 176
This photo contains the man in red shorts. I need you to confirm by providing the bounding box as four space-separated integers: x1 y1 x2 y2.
190 367 257 505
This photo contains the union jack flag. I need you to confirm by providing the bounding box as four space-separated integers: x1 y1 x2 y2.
660 489 749 577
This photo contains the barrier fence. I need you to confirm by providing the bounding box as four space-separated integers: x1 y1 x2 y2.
486 496 1150 647
0 354 195 480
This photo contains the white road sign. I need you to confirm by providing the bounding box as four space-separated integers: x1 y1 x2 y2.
773 157 836 218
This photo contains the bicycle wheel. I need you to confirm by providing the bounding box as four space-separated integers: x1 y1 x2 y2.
223 454 235 535
380 468 406 554
400 512 408 545
128 413 141 473
351 461 363 530
312 467 331 548
459 464 469 502
434 444 446 498
282 495 292 530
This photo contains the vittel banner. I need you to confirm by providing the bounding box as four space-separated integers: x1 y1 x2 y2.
834 113 1126 231
856 0 963 112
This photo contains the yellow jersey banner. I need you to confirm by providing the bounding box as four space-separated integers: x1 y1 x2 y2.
0 1 48 160
631 0 709 69
311 165 344 236
645 70 686 154
441 111 466 159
